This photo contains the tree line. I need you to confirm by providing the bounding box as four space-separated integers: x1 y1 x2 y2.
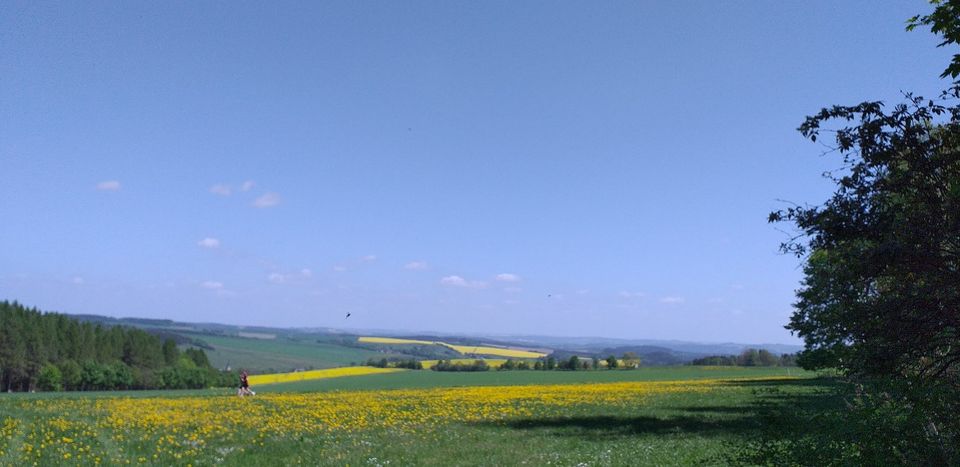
0 301 233 392
690 349 797 367
425 353 645 372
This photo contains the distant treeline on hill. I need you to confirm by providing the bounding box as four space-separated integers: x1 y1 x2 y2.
0 301 234 392
690 348 798 367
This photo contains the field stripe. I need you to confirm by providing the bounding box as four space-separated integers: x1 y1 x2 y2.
248 367 405 386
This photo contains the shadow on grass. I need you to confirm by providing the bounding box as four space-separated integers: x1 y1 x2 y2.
489 413 760 438
472 377 951 465
471 376 845 460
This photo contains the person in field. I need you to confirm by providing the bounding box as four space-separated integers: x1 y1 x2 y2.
238 369 255 396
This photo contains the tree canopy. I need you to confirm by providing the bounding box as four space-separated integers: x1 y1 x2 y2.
770 87 960 382
0 300 231 391
768 3 960 461
908 0 960 79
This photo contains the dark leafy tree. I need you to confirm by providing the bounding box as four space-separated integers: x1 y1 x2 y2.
908 0 960 79
545 356 557 370
769 5 960 459
605 355 618 369
769 89 960 382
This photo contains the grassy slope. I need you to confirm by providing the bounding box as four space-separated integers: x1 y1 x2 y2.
257 365 810 393
0 368 831 465
196 334 400 373
242 369 828 465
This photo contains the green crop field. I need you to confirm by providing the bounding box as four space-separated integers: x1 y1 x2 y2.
0 367 839 465
193 334 401 373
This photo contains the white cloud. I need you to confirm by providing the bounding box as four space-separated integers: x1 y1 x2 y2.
300 268 313 277
440 275 486 289
209 184 232 196
404 261 428 270
333 265 347 272
71 276 84 285
619 291 645 299
495 273 521 282
241 180 255 192
660 296 686 304
361 254 377 262
197 237 220 249
96 180 121 191
576 289 590 295
267 272 285 284
201 281 223 290
252 192 281 208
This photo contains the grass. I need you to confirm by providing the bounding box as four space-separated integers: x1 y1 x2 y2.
0 367 832 465
194 334 401 373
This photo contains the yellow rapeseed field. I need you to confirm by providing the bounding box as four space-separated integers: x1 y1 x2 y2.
247 367 404 386
440 344 547 358
358 336 548 358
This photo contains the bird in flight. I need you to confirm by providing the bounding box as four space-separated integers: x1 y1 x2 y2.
345 312 351 319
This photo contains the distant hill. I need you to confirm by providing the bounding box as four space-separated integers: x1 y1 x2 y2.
63 313 802 370
489 334 803 358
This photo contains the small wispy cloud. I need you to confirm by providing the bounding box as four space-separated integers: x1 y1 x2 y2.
209 184 232 196
267 272 285 284
240 180 255 192
660 296 686 304
333 265 347 272
71 276 84 285
96 180 121 191
404 261 428 270
440 275 486 289
252 192 281 208
197 237 220 249
495 273 521 282
576 289 590 295
361 254 377 262
619 291 645 299
201 281 223 290
300 268 313 277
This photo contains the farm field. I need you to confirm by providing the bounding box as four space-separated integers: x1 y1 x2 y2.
195 334 400 373
440 344 546 358
247 367 404 386
255 365 805 393
357 336 548 358
0 367 829 465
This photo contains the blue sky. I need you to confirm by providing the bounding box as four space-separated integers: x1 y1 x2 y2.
0 1 953 343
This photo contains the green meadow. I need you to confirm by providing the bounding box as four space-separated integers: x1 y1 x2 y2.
0 367 842 466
